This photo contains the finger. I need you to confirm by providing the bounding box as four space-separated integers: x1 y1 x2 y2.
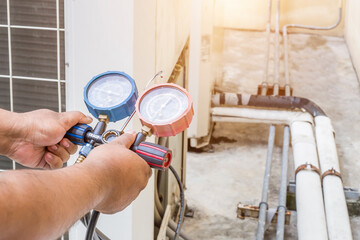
44 152 63 169
60 111 93 130
59 138 78 155
47 144 70 163
111 130 137 149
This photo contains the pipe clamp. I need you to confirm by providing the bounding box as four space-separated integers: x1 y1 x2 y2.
295 163 321 179
321 168 342 183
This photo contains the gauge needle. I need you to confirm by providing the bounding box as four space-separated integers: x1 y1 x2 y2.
153 97 172 120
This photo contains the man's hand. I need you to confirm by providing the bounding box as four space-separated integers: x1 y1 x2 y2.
0 130 152 240
83 131 152 214
0 109 92 169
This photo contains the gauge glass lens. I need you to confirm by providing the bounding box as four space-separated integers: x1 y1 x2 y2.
139 86 189 124
87 74 132 108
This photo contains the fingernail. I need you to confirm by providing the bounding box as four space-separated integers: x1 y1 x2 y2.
86 116 93 122
126 130 136 135
50 145 57 151
47 153 54 160
62 140 70 148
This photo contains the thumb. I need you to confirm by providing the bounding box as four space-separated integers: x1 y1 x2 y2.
111 130 137 149
60 111 93 130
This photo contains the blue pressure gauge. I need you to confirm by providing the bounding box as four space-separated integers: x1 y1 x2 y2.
84 71 138 122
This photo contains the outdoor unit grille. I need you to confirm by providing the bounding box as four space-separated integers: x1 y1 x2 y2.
0 0 65 171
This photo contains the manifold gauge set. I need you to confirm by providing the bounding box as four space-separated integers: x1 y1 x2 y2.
66 71 193 170
65 71 193 239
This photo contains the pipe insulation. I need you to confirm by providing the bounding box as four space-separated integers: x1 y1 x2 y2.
315 116 353 240
290 121 328 240
212 107 313 126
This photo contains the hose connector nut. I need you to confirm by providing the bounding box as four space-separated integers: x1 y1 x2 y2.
79 143 94 157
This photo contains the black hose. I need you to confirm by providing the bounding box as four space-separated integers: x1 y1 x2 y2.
168 220 192 240
81 214 110 240
169 165 184 240
85 210 101 240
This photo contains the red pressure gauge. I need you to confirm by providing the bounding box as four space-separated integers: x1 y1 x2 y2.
136 83 194 137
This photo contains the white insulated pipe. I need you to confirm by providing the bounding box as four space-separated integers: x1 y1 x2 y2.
290 121 328 240
211 107 313 126
315 116 353 240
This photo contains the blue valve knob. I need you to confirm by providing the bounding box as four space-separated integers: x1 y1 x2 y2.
65 124 93 145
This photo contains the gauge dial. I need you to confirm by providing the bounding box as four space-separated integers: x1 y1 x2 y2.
139 87 189 124
87 74 132 108
136 83 193 137
84 71 138 122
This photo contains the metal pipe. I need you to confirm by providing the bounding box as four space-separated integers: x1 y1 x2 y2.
275 0 288 231
261 0 273 95
275 126 290 240
256 125 276 239
283 6 342 88
274 0 280 96
257 1 278 234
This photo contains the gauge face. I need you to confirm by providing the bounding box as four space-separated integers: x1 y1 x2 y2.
139 86 189 124
87 74 132 108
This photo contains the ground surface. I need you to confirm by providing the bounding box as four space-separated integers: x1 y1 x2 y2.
182 30 360 239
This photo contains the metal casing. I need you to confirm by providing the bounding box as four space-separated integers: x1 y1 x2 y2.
136 83 194 137
84 71 138 122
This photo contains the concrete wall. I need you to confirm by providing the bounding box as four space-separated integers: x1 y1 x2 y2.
214 0 344 36
345 0 360 79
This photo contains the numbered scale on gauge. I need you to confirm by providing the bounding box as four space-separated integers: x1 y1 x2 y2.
136 83 194 137
84 71 138 122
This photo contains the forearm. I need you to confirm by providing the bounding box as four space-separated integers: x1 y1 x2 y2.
0 163 106 240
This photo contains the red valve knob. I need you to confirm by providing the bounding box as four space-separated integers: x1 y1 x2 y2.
134 142 172 171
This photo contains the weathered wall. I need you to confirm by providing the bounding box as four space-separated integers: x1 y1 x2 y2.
214 0 344 36
345 0 360 79
156 0 191 83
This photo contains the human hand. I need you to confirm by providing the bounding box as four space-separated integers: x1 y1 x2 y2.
83 131 152 214
2 109 92 169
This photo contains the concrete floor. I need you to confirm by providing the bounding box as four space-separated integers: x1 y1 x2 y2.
182 30 360 239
